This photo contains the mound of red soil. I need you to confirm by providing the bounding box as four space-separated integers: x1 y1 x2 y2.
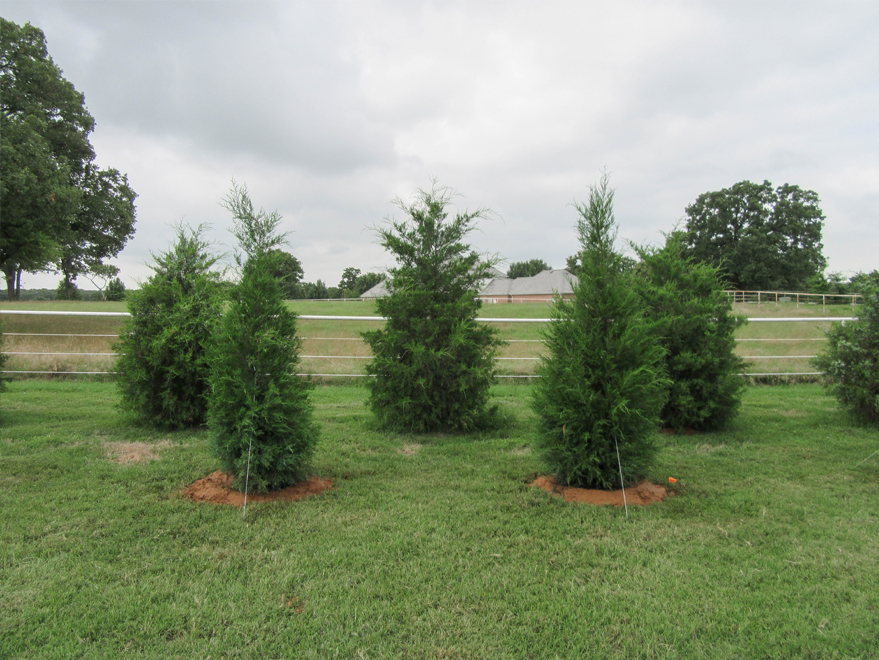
531 475 671 506
182 471 333 506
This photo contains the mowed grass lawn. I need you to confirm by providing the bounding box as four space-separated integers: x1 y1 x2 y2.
1 381 877 659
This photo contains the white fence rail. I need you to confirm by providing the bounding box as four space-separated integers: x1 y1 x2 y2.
724 289 862 309
1 310 856 379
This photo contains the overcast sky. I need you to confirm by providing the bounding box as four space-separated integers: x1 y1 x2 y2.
4 0 878 291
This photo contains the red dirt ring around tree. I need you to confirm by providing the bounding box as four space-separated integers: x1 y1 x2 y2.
531 476 672 506
182 471 333 506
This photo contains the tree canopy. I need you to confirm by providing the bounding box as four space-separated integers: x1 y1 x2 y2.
363 183 503 433
1 18 136 300
265 249 303 299
507 259 550 279
683 180 825 292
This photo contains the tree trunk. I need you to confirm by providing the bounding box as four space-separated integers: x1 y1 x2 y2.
3 265 20 301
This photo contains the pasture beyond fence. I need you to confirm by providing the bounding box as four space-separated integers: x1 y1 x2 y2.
1 306 858 379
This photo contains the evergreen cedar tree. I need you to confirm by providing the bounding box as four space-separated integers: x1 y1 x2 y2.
683 180 825 292
632 234 746 431
813 285 879 426
531 174 669 490
363 184 504 433
208 184 318 492
114 225 224 429
0 18 136 301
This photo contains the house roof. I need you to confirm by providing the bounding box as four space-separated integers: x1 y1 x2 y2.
479 269 578 297
360 265 509 298
361 268 578 299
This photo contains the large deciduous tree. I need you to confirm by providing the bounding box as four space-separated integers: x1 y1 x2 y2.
57 165 137 299
507 259 550 279
683 180 826 292
363 183 504 433
264 249 303 299
531 174 668 489
1 18 136 300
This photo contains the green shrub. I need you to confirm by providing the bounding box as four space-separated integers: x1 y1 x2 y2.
363 183 503 433
531 174 668 489
812 285 879 425
632 233 746 430
55 279 80 300
114 224 224 428
105 277 126 301
208 184 318 492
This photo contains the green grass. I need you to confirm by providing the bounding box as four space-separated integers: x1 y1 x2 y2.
1 381 877 658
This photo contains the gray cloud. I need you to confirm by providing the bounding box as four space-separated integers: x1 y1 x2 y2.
4 0 878 290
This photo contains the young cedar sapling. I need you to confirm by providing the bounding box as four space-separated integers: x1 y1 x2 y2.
208 182 318 492
531 173 668 489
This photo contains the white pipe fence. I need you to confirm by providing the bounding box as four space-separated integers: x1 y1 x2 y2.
1 310 857 378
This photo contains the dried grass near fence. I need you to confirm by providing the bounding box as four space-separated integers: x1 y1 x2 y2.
0 299 861 378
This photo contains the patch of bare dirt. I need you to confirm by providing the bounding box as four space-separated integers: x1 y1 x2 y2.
104 440 172 464
181 471 333 507
531 475 672 506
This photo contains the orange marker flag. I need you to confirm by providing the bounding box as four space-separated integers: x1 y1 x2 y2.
668 477 677 483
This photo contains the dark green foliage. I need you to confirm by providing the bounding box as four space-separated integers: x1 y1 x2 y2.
363 183 504 433
683 180 826 291
565 252 636 277
105 277 126 301
1 18 136 300
265 249 303 299
338 267 361 293
507 259 550 279
337 268 385 297
114 225 224 428
809 270 879 297
632 234 746 431
354 271 385 296
54 278 80 300
813 286 879 425
531 174 668 489
296 279 328 299
208 184 318 492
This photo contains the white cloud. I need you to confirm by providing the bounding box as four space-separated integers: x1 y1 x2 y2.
4 0 878 292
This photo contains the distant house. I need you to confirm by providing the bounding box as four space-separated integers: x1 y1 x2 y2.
477 269 577 304
361 267 578 303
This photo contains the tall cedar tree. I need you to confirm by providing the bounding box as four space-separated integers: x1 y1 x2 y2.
115 225 224 428
812 285 879 426
531 175 668 489
208 184 318 492
632 233 746 431
363 184 504 433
